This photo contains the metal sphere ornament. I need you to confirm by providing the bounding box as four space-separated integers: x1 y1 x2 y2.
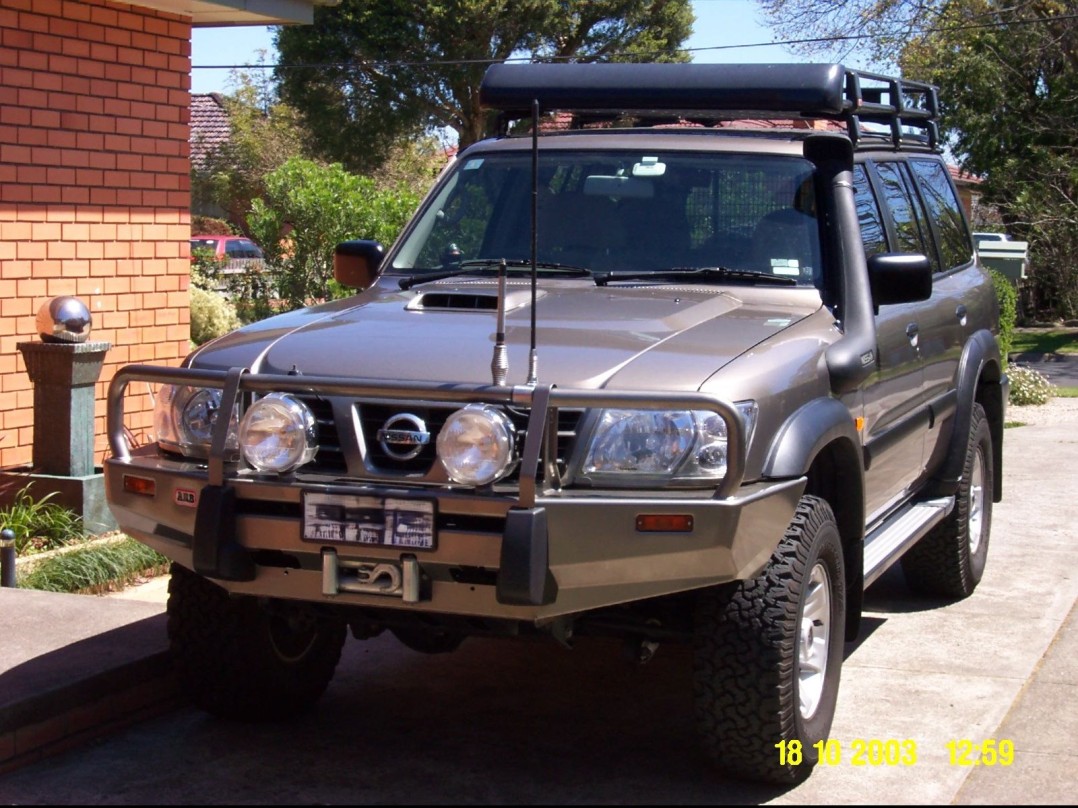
36 296 92 344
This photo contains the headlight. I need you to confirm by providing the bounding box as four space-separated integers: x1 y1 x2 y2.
239 393 318 473
437 404 516 486
580 401 757 485
154 384 239 458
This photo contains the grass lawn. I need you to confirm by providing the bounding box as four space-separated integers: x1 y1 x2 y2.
1011 328 1078 356
1009 328 1078 399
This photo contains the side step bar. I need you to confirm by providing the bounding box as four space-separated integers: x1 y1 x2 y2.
863 496 955 588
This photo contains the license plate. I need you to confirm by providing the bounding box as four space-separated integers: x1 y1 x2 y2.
302 492 435 550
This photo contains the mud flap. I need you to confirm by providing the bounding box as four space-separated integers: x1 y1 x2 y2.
496 507 557 606
192 484 255 581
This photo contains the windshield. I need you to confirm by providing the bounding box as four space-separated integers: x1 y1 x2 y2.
391 149 822 288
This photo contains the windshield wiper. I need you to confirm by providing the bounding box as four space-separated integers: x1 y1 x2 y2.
399 259 591 290
593 266 798 287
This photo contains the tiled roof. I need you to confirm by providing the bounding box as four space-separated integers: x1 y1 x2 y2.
949 163 982 186
190 93 231 171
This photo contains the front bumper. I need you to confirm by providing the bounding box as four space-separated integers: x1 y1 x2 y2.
105 365 805 622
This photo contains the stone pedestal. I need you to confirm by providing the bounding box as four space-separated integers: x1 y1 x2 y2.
18 341 110 477
4 341 115 532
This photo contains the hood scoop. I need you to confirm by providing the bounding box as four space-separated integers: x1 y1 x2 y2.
406 287 543 312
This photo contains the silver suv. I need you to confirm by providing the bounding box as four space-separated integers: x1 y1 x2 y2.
105 63 1005 784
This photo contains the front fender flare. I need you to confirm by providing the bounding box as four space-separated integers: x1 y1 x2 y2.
763 397 866 640
764 397 862 480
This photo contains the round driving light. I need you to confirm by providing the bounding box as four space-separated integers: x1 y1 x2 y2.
239 393 318 473
437 404 516 486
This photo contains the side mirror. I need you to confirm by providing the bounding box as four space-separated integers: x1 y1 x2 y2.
334 240 384 290
867 252 932 307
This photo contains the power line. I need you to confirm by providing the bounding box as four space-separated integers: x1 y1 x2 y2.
192 12 1078 72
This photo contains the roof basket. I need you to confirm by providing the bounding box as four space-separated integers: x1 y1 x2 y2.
480 63 940 152
844 68 938 151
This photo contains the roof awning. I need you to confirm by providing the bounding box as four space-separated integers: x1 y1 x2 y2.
125 0 338 26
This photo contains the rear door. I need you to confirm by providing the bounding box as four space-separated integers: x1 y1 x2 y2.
906 157 979 472
854 162 928 520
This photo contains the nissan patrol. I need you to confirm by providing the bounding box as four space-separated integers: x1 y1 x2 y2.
105 63 1006 783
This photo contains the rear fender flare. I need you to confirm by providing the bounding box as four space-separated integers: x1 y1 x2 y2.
927 329 1003 498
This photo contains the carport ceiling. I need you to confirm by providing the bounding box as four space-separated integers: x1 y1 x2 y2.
129 0 337 26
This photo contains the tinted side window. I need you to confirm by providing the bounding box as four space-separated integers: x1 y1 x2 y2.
873 161 940 273
225 240 262 259
852 165 887 257
910 158 972 270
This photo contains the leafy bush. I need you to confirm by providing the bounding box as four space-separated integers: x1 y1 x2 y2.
192 215 234 235
190 246 228 291
991 269 1017 367
244 157 420 316
17 537 168 594
0 485 86 555
190 285 241 345
1008 364 1054 406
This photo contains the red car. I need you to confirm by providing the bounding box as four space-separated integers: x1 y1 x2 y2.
190 235 264 261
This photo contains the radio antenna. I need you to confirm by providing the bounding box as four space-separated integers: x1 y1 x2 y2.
526 97 540 386
491 258 508 386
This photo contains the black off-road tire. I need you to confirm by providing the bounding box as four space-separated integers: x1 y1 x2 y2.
901 403 993 599
693 495 846 784
167 563 346 721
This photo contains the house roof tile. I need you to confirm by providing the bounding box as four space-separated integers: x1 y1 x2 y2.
190 93 231 171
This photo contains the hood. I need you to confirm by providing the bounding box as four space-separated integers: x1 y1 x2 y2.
189 278 819 391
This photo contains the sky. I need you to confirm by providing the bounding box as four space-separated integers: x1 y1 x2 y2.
190 0 872 95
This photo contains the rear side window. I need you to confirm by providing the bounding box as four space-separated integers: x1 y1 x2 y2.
225 239 263 259
909 158 972 270
872 161 940 273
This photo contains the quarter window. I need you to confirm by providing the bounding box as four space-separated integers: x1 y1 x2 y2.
910 159 972 270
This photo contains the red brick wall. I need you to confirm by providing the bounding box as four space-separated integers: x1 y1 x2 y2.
0 0 191 470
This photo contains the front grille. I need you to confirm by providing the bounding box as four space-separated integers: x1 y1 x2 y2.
298 397 584 484
297 396 348 474
505 406 583 481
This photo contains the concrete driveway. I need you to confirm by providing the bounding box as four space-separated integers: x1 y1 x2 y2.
1 398 1075 804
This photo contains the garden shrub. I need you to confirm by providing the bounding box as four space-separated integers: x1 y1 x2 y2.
991 269 1017 367
192 215 233 235
0 484 86 554
1008 364 1054 406
190 285 241 346
17 537 169 594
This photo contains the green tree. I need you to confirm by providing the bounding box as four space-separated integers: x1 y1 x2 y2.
241 157 420 319
898 1 1078 319
752 0 1078 320
274 0 694 173
755 0 941 64
191 70 313 236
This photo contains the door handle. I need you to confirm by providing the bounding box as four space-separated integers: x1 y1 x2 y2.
906 323 919 346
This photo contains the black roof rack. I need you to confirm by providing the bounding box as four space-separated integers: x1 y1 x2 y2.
480 63 939 152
